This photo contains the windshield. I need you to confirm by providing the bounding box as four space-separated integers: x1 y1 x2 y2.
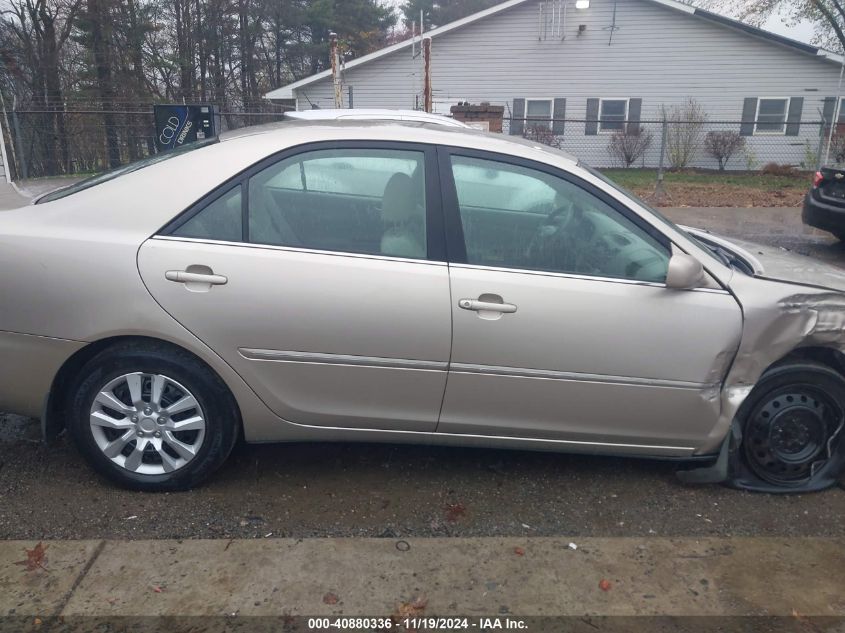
36 137 220 204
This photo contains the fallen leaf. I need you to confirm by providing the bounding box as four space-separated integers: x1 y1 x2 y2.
323 592 339 605
599 579 612 592
394 596 428 620
14 542 49 572
444 503 466 523
513 547 525 556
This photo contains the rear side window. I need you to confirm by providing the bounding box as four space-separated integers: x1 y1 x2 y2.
170 148 428 260
248 149 427 258
173 185 242 242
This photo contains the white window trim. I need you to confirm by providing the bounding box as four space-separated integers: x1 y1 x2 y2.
524 98 554 130
599 98 630 134
753 97 791 136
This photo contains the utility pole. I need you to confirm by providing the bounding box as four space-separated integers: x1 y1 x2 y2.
330 32 343 109
423 37 432 113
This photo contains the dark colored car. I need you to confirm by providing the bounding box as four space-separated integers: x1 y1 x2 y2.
803 166 845 240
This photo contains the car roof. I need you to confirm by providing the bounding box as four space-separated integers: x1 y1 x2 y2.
217 119 578 166
284 108 470 128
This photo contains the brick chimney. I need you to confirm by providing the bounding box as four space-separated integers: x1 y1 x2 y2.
449 102 504 133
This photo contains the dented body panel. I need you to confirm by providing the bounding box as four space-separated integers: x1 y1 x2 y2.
688 230 845 457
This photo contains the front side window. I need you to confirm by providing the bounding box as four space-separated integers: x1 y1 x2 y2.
450 155 669 283
600 99 629 132
755 98 789 134
525 99 553 130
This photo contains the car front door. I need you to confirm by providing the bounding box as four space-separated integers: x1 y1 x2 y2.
138 142 451 432
437 149 743 454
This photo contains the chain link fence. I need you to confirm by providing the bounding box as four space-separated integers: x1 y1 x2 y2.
0 107 837 189
511 118 831 174
0 107 288 181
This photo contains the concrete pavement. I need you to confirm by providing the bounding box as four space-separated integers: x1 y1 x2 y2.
0 181 28 210
2 537 844 618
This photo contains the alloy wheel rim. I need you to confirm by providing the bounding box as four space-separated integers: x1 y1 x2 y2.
89 372 206 475
744 386 841 485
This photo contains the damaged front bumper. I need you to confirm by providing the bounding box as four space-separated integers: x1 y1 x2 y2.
680 231 845 492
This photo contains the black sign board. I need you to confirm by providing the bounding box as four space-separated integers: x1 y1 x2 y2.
154 104 220 152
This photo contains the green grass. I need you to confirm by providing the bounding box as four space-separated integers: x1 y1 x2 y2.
600 168 811 190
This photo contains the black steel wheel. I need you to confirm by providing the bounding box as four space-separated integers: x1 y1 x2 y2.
740 362 845 489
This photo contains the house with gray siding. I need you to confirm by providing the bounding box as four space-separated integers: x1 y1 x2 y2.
265 0 845 169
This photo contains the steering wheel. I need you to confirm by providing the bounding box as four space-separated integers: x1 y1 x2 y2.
525 203 583 270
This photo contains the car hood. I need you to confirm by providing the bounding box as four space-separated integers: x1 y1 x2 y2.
683 227 845 293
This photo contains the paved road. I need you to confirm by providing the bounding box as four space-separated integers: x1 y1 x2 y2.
1 202 844 541
663 206 845 268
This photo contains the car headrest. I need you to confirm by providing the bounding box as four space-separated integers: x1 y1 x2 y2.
382 173 417 224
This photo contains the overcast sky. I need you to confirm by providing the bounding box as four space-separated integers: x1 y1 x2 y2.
761 10 817 47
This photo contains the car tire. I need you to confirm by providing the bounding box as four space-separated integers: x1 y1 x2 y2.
737 361 845 491
67 341 240 491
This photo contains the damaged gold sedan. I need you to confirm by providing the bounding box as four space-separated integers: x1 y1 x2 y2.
0 119 842 492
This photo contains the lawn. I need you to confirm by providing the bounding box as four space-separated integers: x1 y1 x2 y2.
599 169 812 208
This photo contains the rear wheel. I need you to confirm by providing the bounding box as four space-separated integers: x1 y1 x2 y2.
68 342 239 491
739 362 845 489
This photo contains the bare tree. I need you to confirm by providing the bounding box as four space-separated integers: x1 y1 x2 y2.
705 0 845 53
0 0 393 176
607 128 654 168
704 131 746 170
661 98 708 170
2 0 81 173
523 124 562 148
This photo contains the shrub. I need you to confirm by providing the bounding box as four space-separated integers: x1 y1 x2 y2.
523 124 562 148
829 133 845 164
761 162 797 176
661 98 707 170
607 128 654 168
704 131 745 171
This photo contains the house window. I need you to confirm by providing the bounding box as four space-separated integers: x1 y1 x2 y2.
837 98 845 124
525 99 553 129
599 99 629 133
755 98 790 134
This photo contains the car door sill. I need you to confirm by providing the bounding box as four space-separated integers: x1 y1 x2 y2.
261 418 698 456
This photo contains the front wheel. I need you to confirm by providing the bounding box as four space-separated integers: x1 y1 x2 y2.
68 342 240 491
736 362 845 491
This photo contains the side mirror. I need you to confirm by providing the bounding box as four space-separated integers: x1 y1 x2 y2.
665 251 706 290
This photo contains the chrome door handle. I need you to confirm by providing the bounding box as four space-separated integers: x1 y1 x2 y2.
458 298 517 313
165 270 228 285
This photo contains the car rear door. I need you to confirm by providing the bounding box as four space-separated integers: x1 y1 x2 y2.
138 141 451 432
436 148 743 454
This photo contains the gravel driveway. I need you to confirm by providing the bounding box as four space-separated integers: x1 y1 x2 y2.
1 205 844 541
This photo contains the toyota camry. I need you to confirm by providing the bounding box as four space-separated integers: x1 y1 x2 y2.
1 119 843 492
